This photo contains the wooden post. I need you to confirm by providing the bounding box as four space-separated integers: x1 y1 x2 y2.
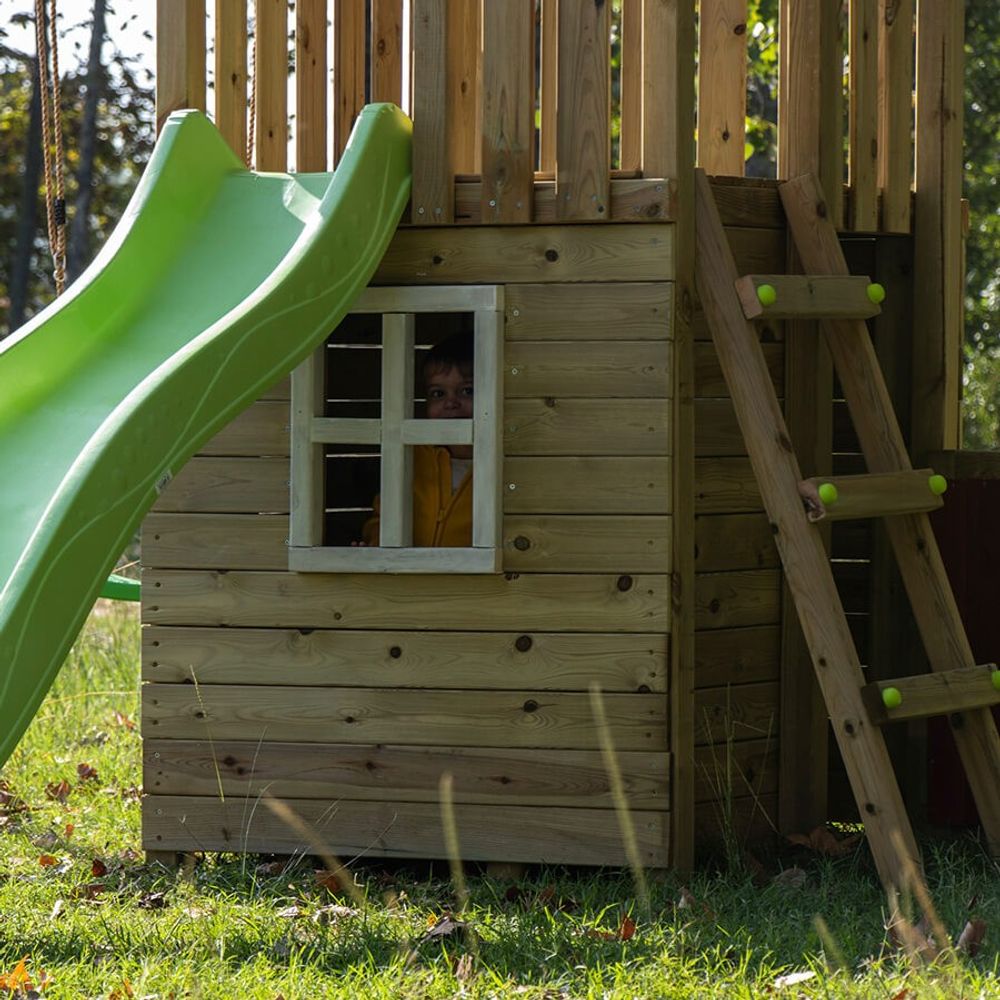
411 0 452 224
644 0 696 873
912 0 963 462
254 0 288 171
447 0 481 175
878 0 914 233
556 0 610 221
156 0 206 133
333 0 365 165
539 0 557 174
849 0 879 231
296 0 328 171
214 0 247 159
697 0 748 177
481 0 534 223
619 0 642 173
371 0 403 106
775 0 842 836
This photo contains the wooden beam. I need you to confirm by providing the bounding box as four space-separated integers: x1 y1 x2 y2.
697 0 748 177
849 0 879 230
878 0 914 232
799 469 944 521
863 665 1000 724
556 0 610 220
735 275 882 320
156 0 206 133
213 0 247 158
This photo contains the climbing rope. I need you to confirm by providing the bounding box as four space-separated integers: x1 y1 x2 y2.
245 2 257 169
33 0 67 295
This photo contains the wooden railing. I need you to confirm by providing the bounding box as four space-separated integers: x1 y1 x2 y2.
156 0 962 237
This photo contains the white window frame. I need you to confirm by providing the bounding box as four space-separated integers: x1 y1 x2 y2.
289 285 503 573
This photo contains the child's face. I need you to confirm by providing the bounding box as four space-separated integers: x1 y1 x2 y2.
425 364 474 420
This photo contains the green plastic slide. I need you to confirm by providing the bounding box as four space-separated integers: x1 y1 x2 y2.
0 103 411 769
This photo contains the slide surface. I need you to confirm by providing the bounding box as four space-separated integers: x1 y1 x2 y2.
0 103 411 768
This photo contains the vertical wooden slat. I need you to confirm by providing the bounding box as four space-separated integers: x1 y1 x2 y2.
481 0 534 223
641 0 675 178
447 0 481 175
379 315 415 548
290 349 326 548
849 0 879 230
371 0 403 105
912 0 963 460
878 0 914 233
619 0 642 172
472 302 503 555
556 0 610 220
296 0 328 171
254 0 288 171
775 0 840 836
697 0 748 177
156 0 206 133
411 0 452 224
333 0 366 164
539 0 557 173
214 0 247 158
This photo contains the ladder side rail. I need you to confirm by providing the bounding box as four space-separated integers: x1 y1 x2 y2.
694 170 920 891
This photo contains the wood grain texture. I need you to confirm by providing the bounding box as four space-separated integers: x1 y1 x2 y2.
333 0 366 163
504 457 671 514
447 0 480 174
295 0 327 171
156 0 206 132
151 457 289 513
142 685 667 750
142 796 669 866
375 226 674 285
254 0 287 171
697 0 748 177
371 0 403 104
694 682 779 746
411 0 452 224
144 740 670 807
694 570 781 630
142 626 668 691
142 570 670 632
849 0 879 231
695 513 778 572
695 626 780 688
481 0 534 222
556 0 610 220
213 0 247 158
878 0 914 232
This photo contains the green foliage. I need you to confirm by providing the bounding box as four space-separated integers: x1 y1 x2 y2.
744 0 779 177
0 6 154 336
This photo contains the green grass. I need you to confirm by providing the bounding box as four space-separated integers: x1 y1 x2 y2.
0 605 997 998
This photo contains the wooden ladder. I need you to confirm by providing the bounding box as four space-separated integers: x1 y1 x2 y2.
694 169 1000 894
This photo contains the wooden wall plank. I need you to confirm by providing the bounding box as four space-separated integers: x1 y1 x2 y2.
694 570 782 630
504 457 671 514
481 0 534 223
912 0 964 459
695 626 780 687
295 0 328 171
156 0 206 132
333 0 366 164
505 399 670 456
371 0 403 104
199 400 288 457
556 0 610 220
695 513 778 573
505 283 672 340
694 682 780 745
503 516 671 573
374 226 674 285
697 0 748 177
878 0 914 233
693 457 761 513
152 457 289 513
142 570 671 632
694 738 778 803
696 341 783 397
143 685 667 750
213 0 247 158
447 0 480 174
505 342 672 397
849 0 879 230
411 0 453 224
254 0 287 171
143 796 669 866
144 741 670 808
694 399 746 457
143 626 667 691
144 513 287 569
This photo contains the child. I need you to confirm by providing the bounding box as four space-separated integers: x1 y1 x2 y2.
360 331 474 547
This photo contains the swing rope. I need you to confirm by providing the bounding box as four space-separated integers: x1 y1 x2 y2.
245 1 257 170
33 0 67 296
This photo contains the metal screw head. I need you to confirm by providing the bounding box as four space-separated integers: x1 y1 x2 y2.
512 308 520 317
417 206 425 215
510 367 519 375
489 198 497 207
507 483 517 491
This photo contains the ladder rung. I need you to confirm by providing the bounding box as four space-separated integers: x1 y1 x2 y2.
863 665 1000 724
735 274 883 320
799 469 945 522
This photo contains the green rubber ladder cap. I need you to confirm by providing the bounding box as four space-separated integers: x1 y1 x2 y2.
100 573 141 602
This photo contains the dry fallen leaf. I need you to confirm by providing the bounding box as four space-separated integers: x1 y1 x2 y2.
137 891 167 910
956 918 987 957
76 762 99 783
312 904 359 925
45 780 72 803
37 854 59 868
771 866 809 889
786 825 863 858
113 710 137 731
91 858 108 878
454 952 475 981
424 913 467 939
49 899 65 921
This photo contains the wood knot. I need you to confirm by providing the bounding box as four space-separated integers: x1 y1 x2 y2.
734 22 746 34
515 635 533 652
544 248 559 262
513 535 531 551
617 575 634 592
523 699 539 713
389 645 402 659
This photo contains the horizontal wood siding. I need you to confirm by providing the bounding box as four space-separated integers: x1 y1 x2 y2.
143 273 676 865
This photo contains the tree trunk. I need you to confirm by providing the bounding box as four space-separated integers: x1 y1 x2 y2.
6 54 44 336
67 0 108 284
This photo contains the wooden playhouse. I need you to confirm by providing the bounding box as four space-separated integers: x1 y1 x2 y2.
141 0 997 879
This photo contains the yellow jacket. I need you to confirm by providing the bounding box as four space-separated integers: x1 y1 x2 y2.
362 445 472 547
